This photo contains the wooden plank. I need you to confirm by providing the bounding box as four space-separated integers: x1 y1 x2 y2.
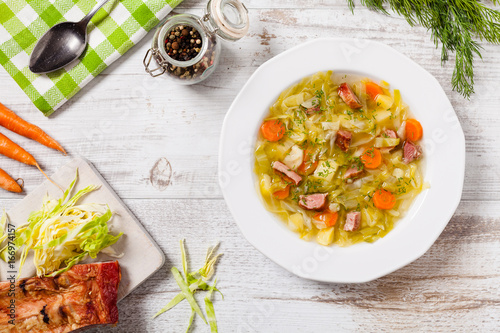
53 198 497 332
0 196 496 331
0 7 499 201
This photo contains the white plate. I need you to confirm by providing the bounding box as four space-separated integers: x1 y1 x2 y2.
1 157 164 300
219 38 465 283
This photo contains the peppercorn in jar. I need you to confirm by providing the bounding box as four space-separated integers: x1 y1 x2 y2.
144 0 249 84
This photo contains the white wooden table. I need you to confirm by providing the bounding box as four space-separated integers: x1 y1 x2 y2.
1 1 499 331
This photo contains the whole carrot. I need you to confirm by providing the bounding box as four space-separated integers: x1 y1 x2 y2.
0 133 61 191
0 168 22 193
0 133 37 166
0 102 66 154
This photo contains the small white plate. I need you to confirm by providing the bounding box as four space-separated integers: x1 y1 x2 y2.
1 157 164 300
219 38 465 283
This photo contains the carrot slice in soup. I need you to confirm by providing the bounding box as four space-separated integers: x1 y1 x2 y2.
373 189 396 210
365 82 384 100
273 185 290 199
360 148 382 169
261 120 286 142
297 148 318 175
406 119 423 141
313 211 338 227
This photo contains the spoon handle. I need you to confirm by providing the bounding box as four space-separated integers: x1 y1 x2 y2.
79 0 111 27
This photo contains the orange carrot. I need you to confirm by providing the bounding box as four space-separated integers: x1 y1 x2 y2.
0 102 66 154
0 133 37 166
406 119 423 141
373 189 396 210
273 185 290 199
360 148 382 169
0 168 22 193
0 133 61 190
313 211 338 227
260 119 285 142
297 148 318 175
365 82 384 100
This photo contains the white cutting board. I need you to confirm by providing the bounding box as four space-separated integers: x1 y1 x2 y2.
0 157 165 301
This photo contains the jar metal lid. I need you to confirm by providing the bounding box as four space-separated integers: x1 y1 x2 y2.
204 0 249 41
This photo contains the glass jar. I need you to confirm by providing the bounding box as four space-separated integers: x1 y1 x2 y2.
143 0 249 84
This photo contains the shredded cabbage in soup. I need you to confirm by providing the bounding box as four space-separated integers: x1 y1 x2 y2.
254 71 428 246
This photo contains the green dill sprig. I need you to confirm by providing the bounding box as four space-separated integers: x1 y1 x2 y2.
347 0 500 98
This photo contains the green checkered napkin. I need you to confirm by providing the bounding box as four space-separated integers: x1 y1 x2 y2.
0 0 182 116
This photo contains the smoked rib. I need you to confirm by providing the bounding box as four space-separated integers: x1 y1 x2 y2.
0 261 121 333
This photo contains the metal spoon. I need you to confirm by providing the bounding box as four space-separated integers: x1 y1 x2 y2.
29 0 110 74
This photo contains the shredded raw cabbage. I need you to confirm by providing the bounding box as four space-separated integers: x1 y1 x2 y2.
172 267 207 324
255 71 428 246
154 240 223 333
0 212 7 249
0 212 9 262
14 170 123 277
205 279 218 333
